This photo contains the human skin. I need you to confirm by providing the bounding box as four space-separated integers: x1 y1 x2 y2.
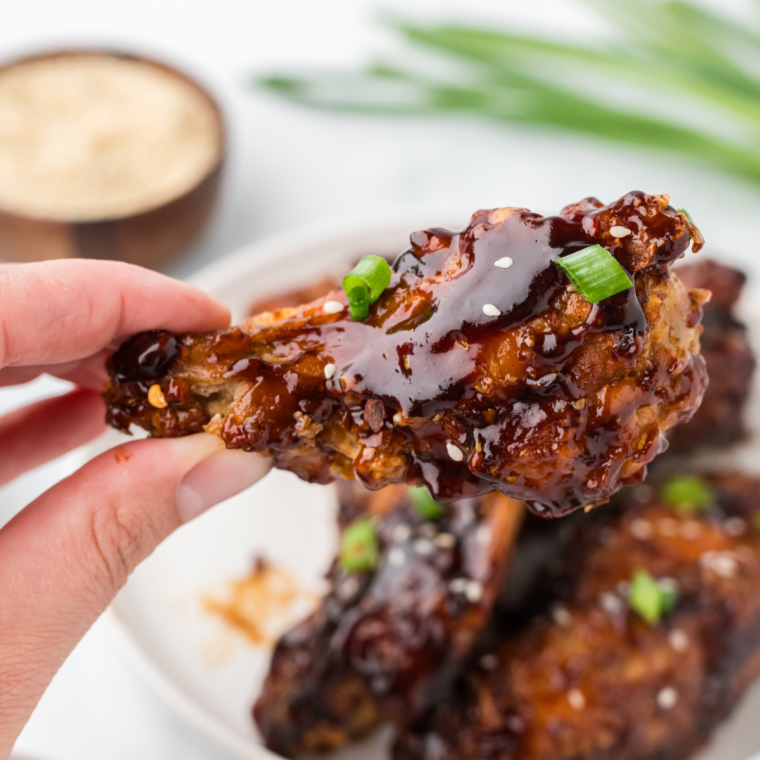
0 260 268 758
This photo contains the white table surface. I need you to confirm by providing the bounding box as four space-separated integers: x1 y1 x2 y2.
3 0 760 758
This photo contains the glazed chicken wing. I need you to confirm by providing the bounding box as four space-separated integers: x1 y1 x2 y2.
104 191 706 515
395 473 760 760
667 259 755 453
253 483 523 757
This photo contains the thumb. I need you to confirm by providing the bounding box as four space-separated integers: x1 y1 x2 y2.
0 433 268 756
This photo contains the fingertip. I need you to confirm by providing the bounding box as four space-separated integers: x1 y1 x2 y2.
177 447 270 522
109 259 231 333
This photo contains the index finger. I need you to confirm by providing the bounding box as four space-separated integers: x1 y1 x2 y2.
0 259 230 369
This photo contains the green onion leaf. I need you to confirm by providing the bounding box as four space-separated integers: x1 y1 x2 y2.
343 255 392 321
555 245 633 303
628 569 678 625
676 208 693 220
407 486 444 520
661 475 715 512
340 519 380 573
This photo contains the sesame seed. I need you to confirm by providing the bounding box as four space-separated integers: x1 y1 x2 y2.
656 687 678 710
338 576 360 600
465 580 484 603
629 518 653 540
659 577 679 595
460 507 476 527
725 517 747 537
476 524 492 546
388 547 406 568
669 629 689 652
616 580 631 596
494 257 514 269
435 533 456 549
324 363 337 379
482 303 502 317
479 653 499 670
447 442 464 462
414 539 435 557
701 551 738 578
323 300 344 314
449 577 468 594
610 225 632 238
551 605 572 627
419 523 437 539
568 689 586 710
599 592 624 616
393 523 412 543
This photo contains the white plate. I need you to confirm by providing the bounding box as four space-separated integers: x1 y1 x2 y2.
86 209 760 760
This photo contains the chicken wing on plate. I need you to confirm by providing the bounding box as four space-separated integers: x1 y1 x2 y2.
395 473 760 760
254 482 523 757
667 259 755 453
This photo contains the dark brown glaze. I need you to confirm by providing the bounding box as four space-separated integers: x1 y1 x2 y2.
395 473 760 760
253 484 523 757
104 191 707 515
667 259 755 453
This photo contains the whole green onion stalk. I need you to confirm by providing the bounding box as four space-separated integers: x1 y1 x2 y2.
253 0 760 189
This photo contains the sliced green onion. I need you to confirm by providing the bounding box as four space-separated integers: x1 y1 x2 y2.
345 286 370 321
555 244 633 303
407 486 444 520
343 255 392 321
340 519 380 573
658 579 678 616
661 475 715 512
676 208 692 221
628 569 678 626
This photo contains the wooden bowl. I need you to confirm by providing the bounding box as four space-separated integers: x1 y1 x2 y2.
0 50 226 269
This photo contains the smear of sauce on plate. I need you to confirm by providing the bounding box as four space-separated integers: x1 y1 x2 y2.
203 557 318 646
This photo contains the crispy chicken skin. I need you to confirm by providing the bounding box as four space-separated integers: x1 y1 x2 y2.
253 484 523 757
104 191 706 515
394 474 760 760
668 259 755 453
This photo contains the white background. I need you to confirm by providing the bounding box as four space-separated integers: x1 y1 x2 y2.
2 0 760 758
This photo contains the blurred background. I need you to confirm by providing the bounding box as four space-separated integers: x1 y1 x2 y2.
2 0 760 757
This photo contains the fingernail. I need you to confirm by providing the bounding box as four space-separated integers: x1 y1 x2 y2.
176 447 270 522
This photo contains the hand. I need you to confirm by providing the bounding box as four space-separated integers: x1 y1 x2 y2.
0 260 269 757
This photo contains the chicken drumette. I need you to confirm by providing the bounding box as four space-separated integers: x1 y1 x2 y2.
104 191 706 515
667 259 755 453
254 483 523 757
395 473 760 760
